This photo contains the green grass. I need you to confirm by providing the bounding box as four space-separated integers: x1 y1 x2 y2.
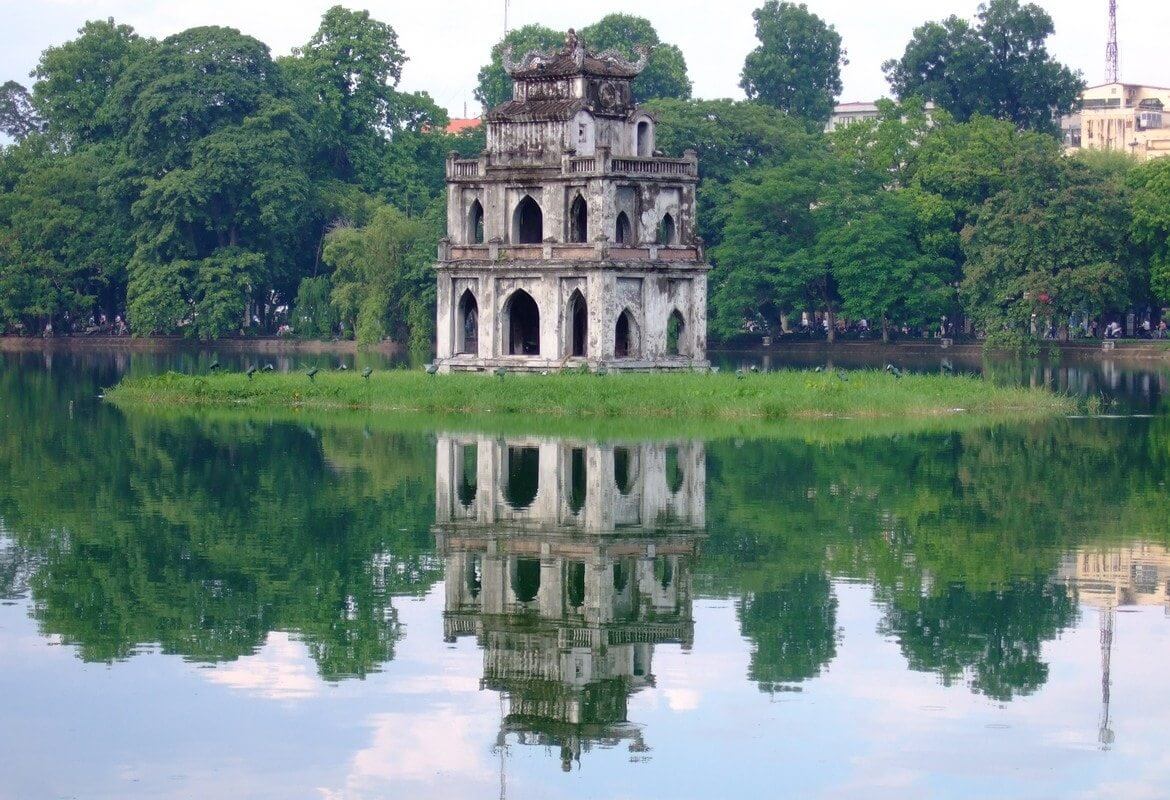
106 368 1076 427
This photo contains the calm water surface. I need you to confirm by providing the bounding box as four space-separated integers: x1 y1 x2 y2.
1 350 1168 799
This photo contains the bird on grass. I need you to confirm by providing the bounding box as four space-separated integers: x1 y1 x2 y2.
885 364 903 379
263 364 275 372
735 368 746 380
750 365 760 373
246 365 257 379
337 363 348 371
814 366 824 373
595 366 608 376
307 367 320 381
425 363 439 376
941 360 955 375
494 367 507 378
208 360 221 373
836 370 849 382
361 366 373 379
709 366 719 374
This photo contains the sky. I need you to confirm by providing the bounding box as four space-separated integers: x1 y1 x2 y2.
2 0 1170 119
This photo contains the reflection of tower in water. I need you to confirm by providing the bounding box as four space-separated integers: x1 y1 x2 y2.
434 435 705 771
1058 544 1170 750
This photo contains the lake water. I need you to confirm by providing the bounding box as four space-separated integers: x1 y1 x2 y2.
1 349 1168 799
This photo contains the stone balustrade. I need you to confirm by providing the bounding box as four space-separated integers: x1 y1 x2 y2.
446 148 699 182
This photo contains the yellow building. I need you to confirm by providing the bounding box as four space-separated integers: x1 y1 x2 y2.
1064 82 1170 161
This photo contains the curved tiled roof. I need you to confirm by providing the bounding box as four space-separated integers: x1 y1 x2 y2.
504 30 647 81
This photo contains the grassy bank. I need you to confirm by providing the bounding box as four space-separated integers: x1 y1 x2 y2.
106 368 1076 423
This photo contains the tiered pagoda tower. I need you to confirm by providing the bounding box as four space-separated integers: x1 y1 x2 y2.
435 31 709 372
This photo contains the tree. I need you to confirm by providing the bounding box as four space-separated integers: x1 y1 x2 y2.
645 98 817 249
126 100 312 337
107 26 284 173
1129 158 1170 306
0 82 43 141
738 573 839 692
823 190 955 341
31 19 152 147
323 202 438 347
580 14 691 103
961 158 1136 339
883 0 1082 134
740 1 845 126
474 24 562 110
287 6 408 185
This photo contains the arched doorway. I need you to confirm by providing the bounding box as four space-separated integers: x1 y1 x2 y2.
658 213 676 245
513 195 543 244
615 211 632 245
615 309 638 359
504 290 540 356
504 446 540 509
468 199 484 244
567 290 587 357
666 309 686 357
457 290 478 355
565 561 586 608
457 442 478 507
569 194 588 243
614 446 639 495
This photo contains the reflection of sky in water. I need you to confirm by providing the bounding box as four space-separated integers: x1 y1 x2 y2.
3 581 1169 799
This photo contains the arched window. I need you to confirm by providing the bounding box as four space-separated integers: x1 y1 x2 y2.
466 554 482 599
654 556 675 590
468 199 484 244
513 195 543 244
614 447 638 495
504 290 540 356
565 561 586 608
666 309 686 357
637 120 651 157
665 445 684 494
569 447 587 514
511 558 541 603
657 213 676 245
569 194 588 243
457 290 478 355
615 211 632 245
504 446 540 509
457 442 478 507
615 309 638 359
567 290 587 357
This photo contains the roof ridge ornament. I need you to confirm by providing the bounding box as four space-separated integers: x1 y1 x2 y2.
501 33 650 79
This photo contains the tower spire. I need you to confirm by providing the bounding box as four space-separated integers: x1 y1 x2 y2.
1105 0 1119 83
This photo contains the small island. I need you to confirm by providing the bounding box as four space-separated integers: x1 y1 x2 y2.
106 369 1076 423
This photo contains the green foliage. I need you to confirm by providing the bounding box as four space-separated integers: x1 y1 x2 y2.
323 202 437 345
740 1 845 126
0 81 43 141
961 158 1136 336
883 0 1082 134
1129 158 1170 305
291 275 338 339
31 19 151 146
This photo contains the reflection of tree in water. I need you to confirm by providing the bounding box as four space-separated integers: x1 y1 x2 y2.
738 572 838 692
879 579 1077 701
0 369 440 678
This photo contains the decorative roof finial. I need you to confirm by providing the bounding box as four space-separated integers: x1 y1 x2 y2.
566 28 585 68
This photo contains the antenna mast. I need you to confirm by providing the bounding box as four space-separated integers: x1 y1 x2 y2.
1105 0 1119 83
504 0 510 37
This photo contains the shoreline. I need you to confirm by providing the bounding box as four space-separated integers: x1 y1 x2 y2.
0 335 401 356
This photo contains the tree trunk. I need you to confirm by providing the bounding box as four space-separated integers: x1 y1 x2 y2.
826 308 836 343
882 317 890 344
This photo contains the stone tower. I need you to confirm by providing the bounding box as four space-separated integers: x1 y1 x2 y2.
435 31 709 372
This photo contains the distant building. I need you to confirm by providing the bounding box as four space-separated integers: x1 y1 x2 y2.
825 100 936 133
825 101 880 132
1063 82 1170 162
445 117 482 135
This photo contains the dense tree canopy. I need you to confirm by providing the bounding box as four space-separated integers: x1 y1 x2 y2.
883 0 1082 134
740 1 845 126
